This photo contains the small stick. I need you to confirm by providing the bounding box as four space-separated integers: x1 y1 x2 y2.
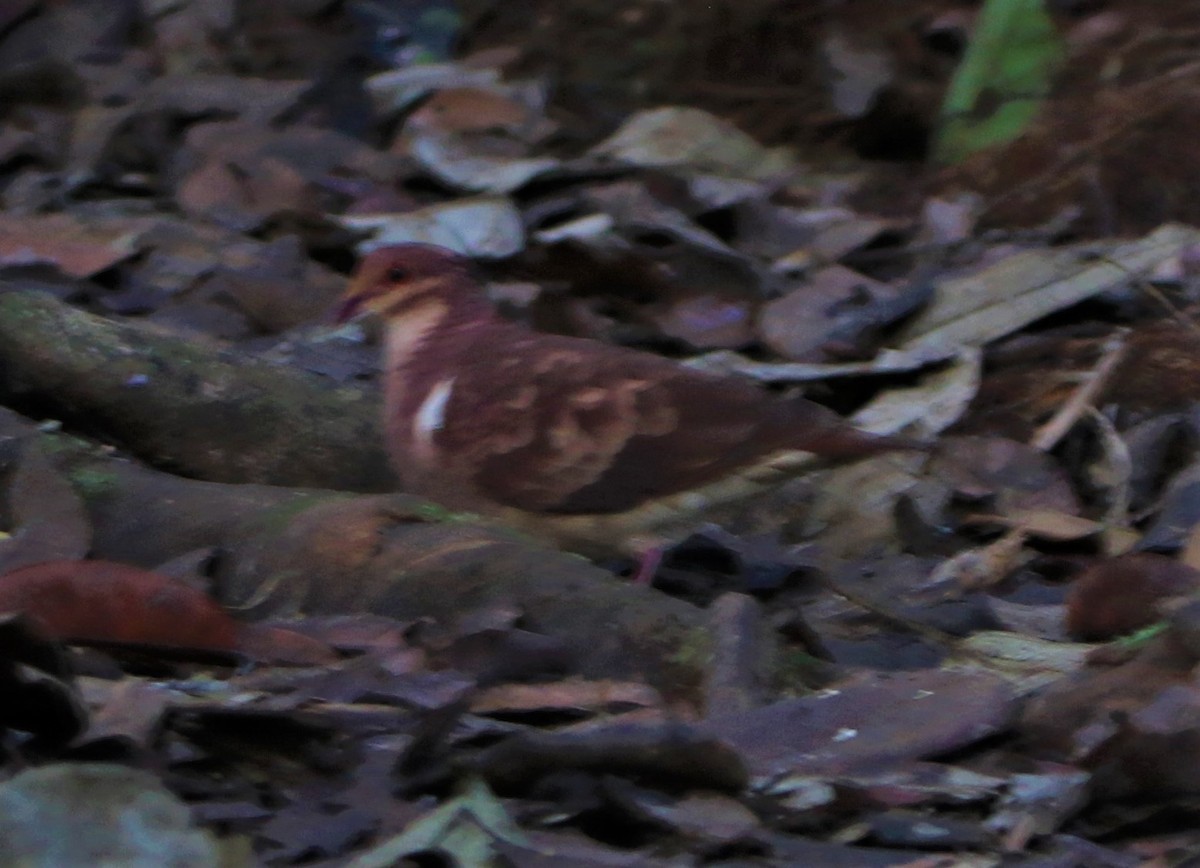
1029 331 1127 452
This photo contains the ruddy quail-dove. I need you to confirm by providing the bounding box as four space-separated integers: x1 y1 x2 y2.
338 244 920 560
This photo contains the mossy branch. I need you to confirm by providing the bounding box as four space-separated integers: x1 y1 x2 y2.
0 290 393 490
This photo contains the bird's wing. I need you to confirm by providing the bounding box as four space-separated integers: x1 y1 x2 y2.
429 331 864 514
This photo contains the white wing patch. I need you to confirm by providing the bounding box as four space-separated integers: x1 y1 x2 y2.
414 377 455 445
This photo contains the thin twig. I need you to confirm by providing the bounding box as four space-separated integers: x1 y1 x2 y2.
1030 331 1127 451
818 576 963 652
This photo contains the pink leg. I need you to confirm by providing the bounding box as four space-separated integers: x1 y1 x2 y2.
631 546 664 585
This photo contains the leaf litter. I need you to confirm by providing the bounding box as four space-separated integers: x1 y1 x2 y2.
6 1 1200 864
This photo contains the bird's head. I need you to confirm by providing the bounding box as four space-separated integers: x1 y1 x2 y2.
336 244 474 323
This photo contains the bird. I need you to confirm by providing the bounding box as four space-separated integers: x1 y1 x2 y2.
337 243 922 563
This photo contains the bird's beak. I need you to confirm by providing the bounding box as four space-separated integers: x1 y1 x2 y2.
333 293 364 324
334 270 372 323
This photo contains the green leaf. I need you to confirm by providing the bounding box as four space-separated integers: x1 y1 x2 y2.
1111 621 1168 649
934 0 1063 164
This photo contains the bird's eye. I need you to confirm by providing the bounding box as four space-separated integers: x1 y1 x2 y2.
387 266 410 282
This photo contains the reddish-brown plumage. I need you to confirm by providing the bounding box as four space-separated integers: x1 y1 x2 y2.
341 244 920 554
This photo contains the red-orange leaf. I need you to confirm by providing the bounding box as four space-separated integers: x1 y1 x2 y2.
0 560 239 653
